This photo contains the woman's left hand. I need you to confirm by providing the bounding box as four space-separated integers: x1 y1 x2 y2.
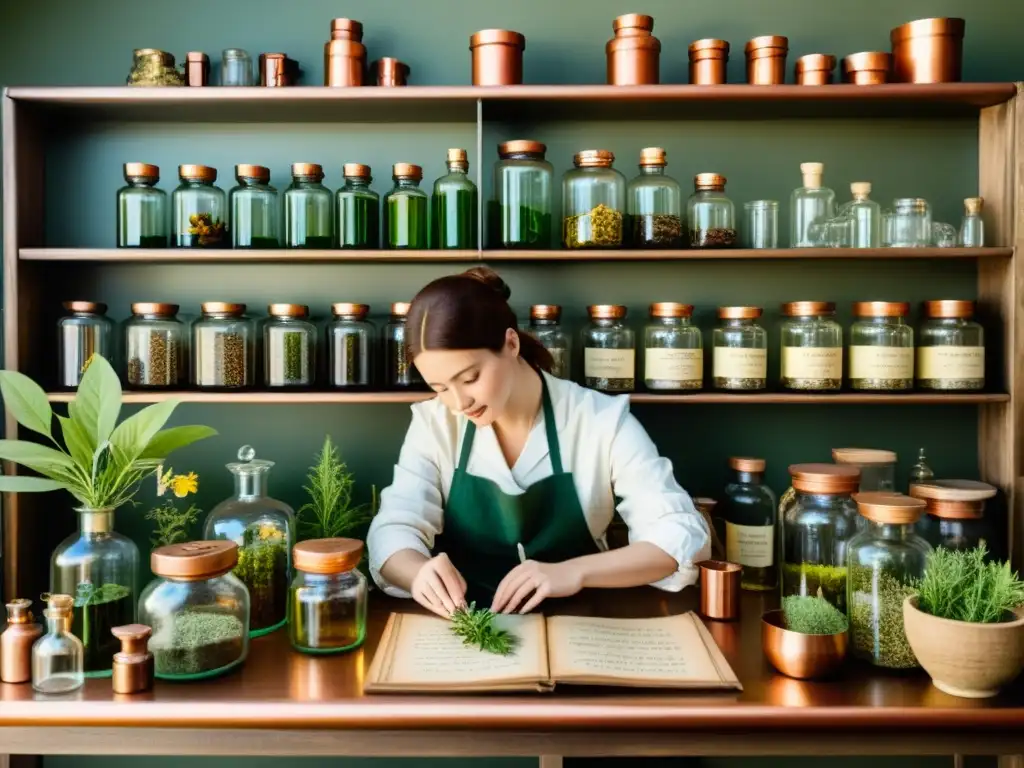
491 559 585 614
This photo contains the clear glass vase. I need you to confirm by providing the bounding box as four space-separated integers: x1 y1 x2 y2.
32 594 84 694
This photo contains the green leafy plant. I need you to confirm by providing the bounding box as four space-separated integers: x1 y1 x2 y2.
297 435 378 540
0 354 216 508
917 545 1024 624
450 602 517 656
782 594 849 635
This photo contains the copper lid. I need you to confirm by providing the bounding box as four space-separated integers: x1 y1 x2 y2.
332 302 370 317
574 149 614 168
854 492 926 524
964 197 983 214
292 162 324 179
201 302 245 315
832 447 897 465
612 13 654 34
745 35 789 53
890 17 965 43
853 301 910 318
178 164 217 182
293 537 364 574
718 306 762 320
588 304 627 320
788 463 861 494
124 162 159 180
5 598 32 623
343 163 371 179
650 302 693 318
908 479 997 503
781 301 835 317
131 302 179 317
470 29 526 49
795 53 836 72
63 301 107 314
922 299 975 319
447 148 468 166
639 147 667 167
392 163 423 180
331 18 364 41
530 304 561 320
151 541 238 580
843 51 891 72
236 164 270 182
499 140 546 158
694 172 726 189
689 38 730 54
730 457 766 473
268 303 309 318
391 301 412 316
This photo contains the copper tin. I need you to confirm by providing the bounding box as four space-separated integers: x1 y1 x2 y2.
649 302 693 318
374 57 410 87
392 163 422 180
612 14 654 36
293 538 364 575
698 560 741 621
588 304 627 320
331 18 364 42
124 162 159 181
689 38 729 85
923 299 974 319
184 52 209 86
607 32 661 86
530 304 561 320
111 624 153 695
499 140 546 158
745 35 788 85
853 301 910 318
151 541 238 581
762 609 848 680
178 164 216 182
1 599 42 684
235 164 270 182
324 39 366 87
718 306 762 320
260 53 289 87
842 52 892 85
470 29 525 86
130 302 178 316
694 172 726 190
201 302 245 315
332 302 370 317
795 54 836 86
268 303 309 318
63 301 107 314
781 301 835 317
890 17 965 83
730 457 766 473
343 163 372 179
854 491 926 525
292 162 324 179
574 149 614 168
832 447 897 465
789 463 860 494
391 302 412 316
639 147 666 166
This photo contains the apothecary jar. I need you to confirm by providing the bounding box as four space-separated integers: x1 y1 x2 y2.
285 163 333 248
583 304 635 393
328 303 374 388
916 300 985 391
527 305 571 380
230 164 279 249
687 173 736 248
263 303 316 388
173 164 227 248
779 301 842 392
384 302 423 388
627 147 683 248
336 164 380 249
712 306 766 391
117 162 168 248
562 150 626 249
849 301 913 392
125 302 186 389
289 538 368 655
910 480 997 554
193 302 255 389
490 140 554 249
58 301 115 389
644 302 703 391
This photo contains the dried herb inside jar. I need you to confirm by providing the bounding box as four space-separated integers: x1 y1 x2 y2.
184 212 226 247
214 332 247 388
918 377 985 391
631 213 683 248
563 203 623 249
714 377 766 391
488 201 552 249
691 227 737 249
151 612 245 677
781 376 842 391
851 377 913 392
849 566 919 669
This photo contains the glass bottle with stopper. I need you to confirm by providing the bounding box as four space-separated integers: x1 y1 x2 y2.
958 197 984 247
908 448 935 491
723 457 777 591
32 594 84 694
910 479 997 556
790 162 835 247
842 182 881 248
431 148 478 250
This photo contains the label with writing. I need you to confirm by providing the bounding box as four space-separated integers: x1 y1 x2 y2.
726 522 774 568
849 346 914 379
645 348 703 383
713 347 767 379
781 346 842 380
585 347 635 379
917 346 985 380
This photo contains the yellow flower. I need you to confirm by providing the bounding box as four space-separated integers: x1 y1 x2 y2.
170 472 199 498
257 523 282 542
156 465 174 497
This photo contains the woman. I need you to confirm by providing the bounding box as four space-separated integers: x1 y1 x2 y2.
367 268 710 617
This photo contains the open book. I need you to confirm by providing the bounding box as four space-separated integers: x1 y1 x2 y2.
365 611 742 693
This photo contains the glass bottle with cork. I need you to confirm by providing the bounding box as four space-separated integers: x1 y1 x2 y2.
562 150 626 249
644 302 702 391
627 147 682 248
385 163 428 249
723 457 777 591
959 197 984 247
192 302 254 389
124 302 186 389
285 163 333 248
909 448 935 491
789 162 835 248
289 538 368 655
431 148 478 250
687 173 736 248
910 480 997 555
31 594 84 694
526 305 571 380
58 301 115 389
1 598 43 683
230 164 279 248
583 304 634 393
842 182 881 248
117 162 168 248
489 140 553 249
385 302 424 388
779 301 843 392
712 306 767 391
336 164 380 249
173 164 227 248
263 303 316 388
848 301 913 392
328 303 374 388
916 300 985 391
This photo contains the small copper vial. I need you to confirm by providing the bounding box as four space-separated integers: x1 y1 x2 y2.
745 35 788 85
1 599 42 683
185 52 209 87
373 58 411 87
469 29 526 86
111 624 154 695
689 39 729 85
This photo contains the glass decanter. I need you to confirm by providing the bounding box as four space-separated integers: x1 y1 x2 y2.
32 594 84 694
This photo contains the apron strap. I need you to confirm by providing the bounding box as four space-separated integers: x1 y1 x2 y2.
456 419 476 472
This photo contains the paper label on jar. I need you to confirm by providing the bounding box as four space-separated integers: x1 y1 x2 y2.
713 348 767 379
585 348 635 379
645 348 703 383
917 346 985 380
781 347 842 380
849 346 914 380
726 522 774 568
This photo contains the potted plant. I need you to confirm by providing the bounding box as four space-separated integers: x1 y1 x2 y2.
762 594 849 680
904 545 1024 698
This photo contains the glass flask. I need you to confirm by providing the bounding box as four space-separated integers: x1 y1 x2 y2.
140 541 250 680
790 162 835 248
909 448 935 490
932 222 958 248
431 148 478 250
58 301 115 389
527 305 571 380
328 303 374 388
221 48 254 86
889 198 931 247
31 594 84 694
336 164 380 249
285 163 333 248
832 448 897 492
842 182 881 248
743 200 778 249
384 302 424 388
125 302 186 389
562 150 626 249
204 445 296 637
230 164 279 248
385 163 428 249
847 492 931 669
780 463 861 611
264 304 315 387
779 301 842 392
583 304 635 393
687 173 736 248
193 302 255 389
173 165 227 248
959 197 984 247
289 538 368 655
723 457 778 591
627 147 682 248
644 302 702 391
713 306 767 391
117 162 168 248
848 301 913 391
910 480 996 554
489 140 554 249
917 300 984 391
51 507 139 677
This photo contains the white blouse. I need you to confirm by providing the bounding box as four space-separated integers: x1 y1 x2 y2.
367 371 711 597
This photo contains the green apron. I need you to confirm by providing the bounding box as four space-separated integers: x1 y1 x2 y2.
433 374 600 604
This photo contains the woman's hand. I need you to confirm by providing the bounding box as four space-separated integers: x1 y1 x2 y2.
411 552 467 618
491 559 584 614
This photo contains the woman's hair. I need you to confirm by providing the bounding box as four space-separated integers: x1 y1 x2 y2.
406 267 554 372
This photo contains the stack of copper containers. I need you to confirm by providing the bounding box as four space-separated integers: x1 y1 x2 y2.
606 14 660 85
689 39 729 85
470 29 526 85
745 36 788 85
325 17 366 86
890 17 965 83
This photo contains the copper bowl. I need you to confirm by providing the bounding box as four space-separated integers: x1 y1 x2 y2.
762 609 848 680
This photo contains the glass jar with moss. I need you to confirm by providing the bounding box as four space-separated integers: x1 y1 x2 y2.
849 301 913 391
336 164 380 249
117 162 168 248
712 306 767 391
285 163 333 248
204 446 296 637
173 164 227 248
917 300 985 391
779 301 842 392
263 304 315 388
230 164 279 249
562 150 626 249
489 140 553 249
583 304 634 393
910 480 997 554
289 538 368 654
644 302 702 391
431 148 477 250
385 163 428 249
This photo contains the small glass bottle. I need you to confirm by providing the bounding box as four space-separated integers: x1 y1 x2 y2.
843 182 881 248
916 300 984 391
959 197 984 247
489 140 554 249
431 148 478 250
832 447 897 492
627 147 683 249
723 457 777 591
779 301 842 392
58 301 115 389
562 150 626 249
688 173 736 248
221 48 254 86
644 302 703 391
909 448 935 490
336 164 380 249
230 164 279 249
173 165 227 248
193 302 255 389
583 305 634 393
289 538 368 655
328 303 374 388
264 303 316 388
117 162 168 248
713 306 767 391
790 162 836 248
385 163 428 249
385 302 424 388
911 480 996 554
849 301 913 391
125 302 186 389
285 163 333 248
889 198 932 247
743 200 778 249
32 594 84 694
527 305 571 380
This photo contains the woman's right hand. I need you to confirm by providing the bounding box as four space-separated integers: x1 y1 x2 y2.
411 552 468 618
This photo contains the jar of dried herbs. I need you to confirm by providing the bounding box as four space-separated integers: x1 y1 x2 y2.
847 492 931 668
117 162 168 248
712 306 766 391
328 303 374 388
849 301 913 391
627 148 683 248
58 301 115 389
562 150 625 249
527 305 571 380
289 538 368 655
490 140 553 249
124 303 185 389
687 173 736 248
910 479 996 554
264 304 315 388
337 164 380 249
779 301 842 392
230 164 279 248
644 302 702 391
583 305 634 393
173 165 226 248
385 302 424 388
192 302 254 389
385 163 428 249
917 300 985 391
285 163 333 248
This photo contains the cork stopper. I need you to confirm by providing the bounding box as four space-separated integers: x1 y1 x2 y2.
850 182 871 198
41 594 73 621
800 162 824 188
964 197 983 215
447 148 468 171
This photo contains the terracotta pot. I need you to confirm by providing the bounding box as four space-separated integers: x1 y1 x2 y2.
903 595 1024 698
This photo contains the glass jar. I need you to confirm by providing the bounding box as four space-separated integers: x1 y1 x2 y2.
264 304 316 387
688 173 736 248
117 162 168 248
583 304 634 393
910 480 996 554
193 302 254 389
832 447 897 492
889 198 932 247
790 162 836 248
140 541 249 680
385 163 428 249
385 302 424 388
527 305 571 380
723 457 777 591
779 301 843 392
847 492 931 668
959 197 984 247
627 147 682 249
743 200 778 249
713 306 767 391
431 148 478 250
562 149 626 249
843 182 881 248
336 164 380 249
230 164 279 249
221 48 255 86
125 302 186 389
489 140 554 249
289 538 368 654
644 302 702 391
204 445 296 637
31 594 84 694
780 463 861 611
917 300 984 391
285 163 333 248
849 301 913 391
173 165 227 248
58 301 115 389
328 303 374 388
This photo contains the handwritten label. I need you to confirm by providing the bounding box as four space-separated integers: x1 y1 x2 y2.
713 348 767 379
726 522 774 568
645 348 703 383
781 347 842 379
917 346 984 380
585 348 635 379
849 346 913 379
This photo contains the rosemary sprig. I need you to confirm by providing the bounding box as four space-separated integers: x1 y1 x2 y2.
449 602 517 656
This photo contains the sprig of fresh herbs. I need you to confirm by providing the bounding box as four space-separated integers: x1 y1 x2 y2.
449 602 517 656
917 545 1024 624
782 594 849 635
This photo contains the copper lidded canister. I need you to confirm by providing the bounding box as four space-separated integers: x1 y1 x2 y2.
606 14 660 85
745 35 788 85
260 53 289 87
795 54 836 86
689 39 729 85
325 39 366 87
185 52 209 87
842 52 892 85
470 29 526 86
111 624 154 695
890 17 965 83
0 599 42 683
788 463 861 495
373 58 411 87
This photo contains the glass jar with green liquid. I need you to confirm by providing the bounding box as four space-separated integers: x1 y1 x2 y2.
230 164 279 249
336 163 379 248
285 163 333 248
117 162 167 248
385 163 428 249
430 148 477 249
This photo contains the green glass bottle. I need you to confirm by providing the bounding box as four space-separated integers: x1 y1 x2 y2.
430 148 477 250
336 163 380 249
384 163 428 249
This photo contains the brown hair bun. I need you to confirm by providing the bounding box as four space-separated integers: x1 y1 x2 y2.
463 267 512 301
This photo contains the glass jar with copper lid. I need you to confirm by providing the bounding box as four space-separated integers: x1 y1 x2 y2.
431 148 478 250
117 162 168 248
779 301 843 392
723 457 777 591
385 302 423 388
490 140 553 249
139 541 250 680
627 148 682 249
285 163 333 248
562 150 626 249
124 303 186 389
910 480 996 555
336 164 380 249
712 306 766 391
58 301 115 389
583 305 634 393
687 173 736 248
229 164 279 249
263 304 315 387
849 301 913 391
173 164 226 248
527 305 571 380
328 303 374 388
917 300 984 391
192 302 254 389
289 538 368 655
644 303 702 391
847 492 931 669
385 163 428 249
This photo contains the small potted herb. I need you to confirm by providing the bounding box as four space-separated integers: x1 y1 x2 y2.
762 594 849 679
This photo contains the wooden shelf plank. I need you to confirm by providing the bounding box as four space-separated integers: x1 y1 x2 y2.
482 247 1012 261
19 248 478 263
